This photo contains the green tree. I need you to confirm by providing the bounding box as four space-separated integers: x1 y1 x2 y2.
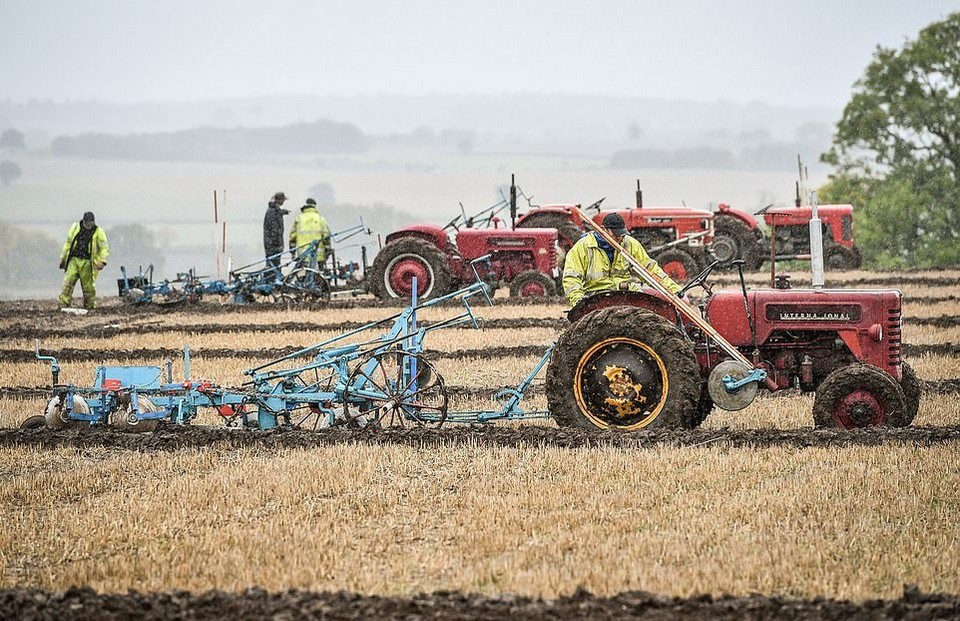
822 12 960 267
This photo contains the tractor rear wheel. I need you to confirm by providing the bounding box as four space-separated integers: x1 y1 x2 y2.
546 306 699 430
713 215 759 270
516 214 583 253
900 362 921 426
812 363 907 429
652 248 697 284
824 244 860 270
368 238 454 301
509 270 557 298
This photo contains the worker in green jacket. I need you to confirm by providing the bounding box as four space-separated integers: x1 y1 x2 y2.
59 211 109 310
563 212 682 307
289 198 332 267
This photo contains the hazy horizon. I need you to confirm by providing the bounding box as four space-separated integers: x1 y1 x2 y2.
2 1 956 108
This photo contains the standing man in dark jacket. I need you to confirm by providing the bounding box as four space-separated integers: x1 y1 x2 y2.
263 192 289 274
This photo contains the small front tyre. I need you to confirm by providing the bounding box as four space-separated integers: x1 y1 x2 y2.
812 363 907 429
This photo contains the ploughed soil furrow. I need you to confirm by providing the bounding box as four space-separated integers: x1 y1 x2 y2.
9 342 959 364
1 586 958 621
5 314 959 341
4 380 960 401
4 424 960 453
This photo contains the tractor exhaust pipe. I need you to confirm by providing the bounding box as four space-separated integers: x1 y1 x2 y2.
810 191 825 288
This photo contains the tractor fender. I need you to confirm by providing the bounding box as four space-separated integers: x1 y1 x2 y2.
567 290 677 324
517 204 584 227
383 225 450 252
717 204 760 231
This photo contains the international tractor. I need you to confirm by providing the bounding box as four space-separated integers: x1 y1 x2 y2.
515 180 715 283
544 202 917 431
367 193 559 301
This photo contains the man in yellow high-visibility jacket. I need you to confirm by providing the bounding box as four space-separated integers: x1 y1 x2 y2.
58 211 109 310
288 198 332 267
562 212 682 307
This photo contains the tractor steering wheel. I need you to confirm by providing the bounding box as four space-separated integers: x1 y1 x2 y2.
679 259 720 297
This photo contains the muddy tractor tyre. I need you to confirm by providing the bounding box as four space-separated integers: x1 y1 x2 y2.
900 362 921 426
509 270 557 298
652 248 697 284
713 215 759 270
517 214 583 253
545 306 699 430
19 415 47 430
824 245 860 271
812 363 907 429
368 238 454 301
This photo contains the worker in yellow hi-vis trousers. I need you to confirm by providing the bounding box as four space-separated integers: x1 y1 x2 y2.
59 211 109 310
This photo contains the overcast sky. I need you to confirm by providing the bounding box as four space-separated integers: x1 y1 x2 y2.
1 0 955 108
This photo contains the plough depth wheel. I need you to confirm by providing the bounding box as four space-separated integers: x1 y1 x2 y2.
343 351 448 428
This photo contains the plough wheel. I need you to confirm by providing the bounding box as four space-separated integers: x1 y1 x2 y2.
343 351 448 428
20 415 46 430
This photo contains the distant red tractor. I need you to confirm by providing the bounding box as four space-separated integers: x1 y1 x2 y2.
545 208 917 431
367 221 559 301
516 181 715 283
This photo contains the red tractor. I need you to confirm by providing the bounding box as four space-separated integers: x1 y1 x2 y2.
515 181 715 283
712 201 862 271
367 217 559 301
544 208 917 431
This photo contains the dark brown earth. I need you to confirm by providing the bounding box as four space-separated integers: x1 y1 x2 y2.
4 424 960 453
2 585 958 621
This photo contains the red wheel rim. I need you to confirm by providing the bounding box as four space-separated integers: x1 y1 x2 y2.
833 388 886 428
387 257 432 297
662 261 688 282
520 281 546 297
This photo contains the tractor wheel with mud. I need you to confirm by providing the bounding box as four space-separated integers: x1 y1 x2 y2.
545 306 699 430
652 248 697 284
812 363 907 429
712 215 760 270
516 214 583 254
899 362 921 426
509 270 557 298
824 244 861 271
44 394 90 429
368 238 454 301
19 415 47 430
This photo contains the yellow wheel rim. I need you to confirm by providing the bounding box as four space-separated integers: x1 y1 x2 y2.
572 337 669 430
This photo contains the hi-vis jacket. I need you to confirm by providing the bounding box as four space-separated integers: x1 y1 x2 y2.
562 232 681 306
60 223 109 268
289 206 332 261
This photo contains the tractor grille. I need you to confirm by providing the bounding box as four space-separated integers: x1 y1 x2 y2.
887 306 902 367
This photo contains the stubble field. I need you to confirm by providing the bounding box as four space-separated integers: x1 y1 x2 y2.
1 269 959 620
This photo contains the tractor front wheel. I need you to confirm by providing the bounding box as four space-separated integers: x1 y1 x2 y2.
368 238 454 301
812 363 907 429
900 362 921 426
509 270 557 298
546 306 699 430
